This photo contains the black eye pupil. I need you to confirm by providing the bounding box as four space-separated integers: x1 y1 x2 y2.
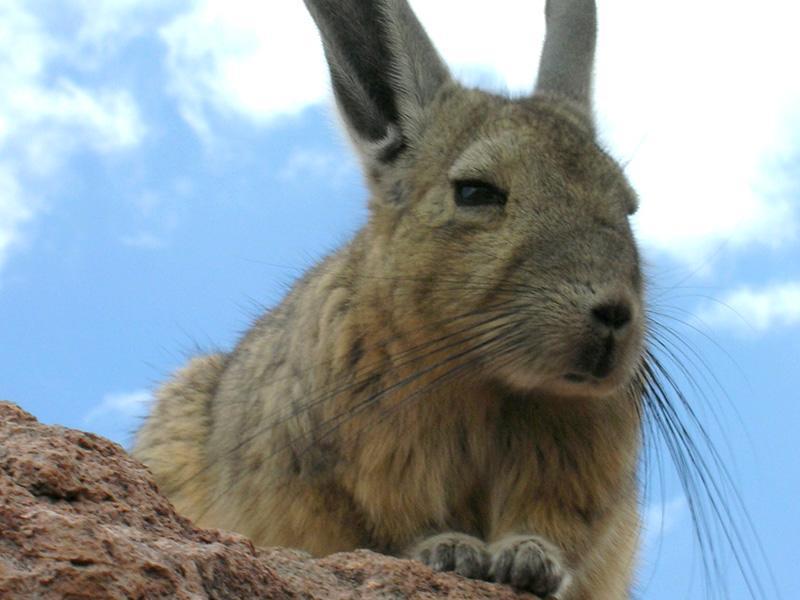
454 181 507 207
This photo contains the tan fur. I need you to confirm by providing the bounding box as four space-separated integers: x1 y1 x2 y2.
134 2 646 598
134 354 226 520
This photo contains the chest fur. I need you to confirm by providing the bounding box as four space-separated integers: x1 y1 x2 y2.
339 381 639 552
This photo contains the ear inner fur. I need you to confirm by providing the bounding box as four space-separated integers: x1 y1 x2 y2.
303 0 450 166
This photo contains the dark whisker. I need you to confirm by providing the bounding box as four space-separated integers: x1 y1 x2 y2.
638 339 779 599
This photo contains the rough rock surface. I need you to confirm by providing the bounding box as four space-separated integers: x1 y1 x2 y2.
0 402 531 599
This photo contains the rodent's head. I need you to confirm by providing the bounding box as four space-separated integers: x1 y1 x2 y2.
306 0 644 399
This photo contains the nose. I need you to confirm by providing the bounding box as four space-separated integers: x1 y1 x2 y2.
591 301 632 331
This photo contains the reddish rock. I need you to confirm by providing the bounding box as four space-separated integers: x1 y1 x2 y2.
0 402 530 599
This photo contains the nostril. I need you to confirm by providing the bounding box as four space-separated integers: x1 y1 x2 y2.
591 302 632 331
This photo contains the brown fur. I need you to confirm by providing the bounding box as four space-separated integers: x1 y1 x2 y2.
134 2 646 598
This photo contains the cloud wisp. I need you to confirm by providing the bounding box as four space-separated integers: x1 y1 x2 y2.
643 496 688 547
0 166 32 275
83 389 153 426
276 148 356 188
0 1 147 278
83 389 153 446
695 281 800 335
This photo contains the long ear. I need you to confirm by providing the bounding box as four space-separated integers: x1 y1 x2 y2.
535 0 597 115
304 0 451 167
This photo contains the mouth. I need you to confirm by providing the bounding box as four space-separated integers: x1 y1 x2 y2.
494 327 643 397
494 365 629 399
562 372 614 389
557 370 626 398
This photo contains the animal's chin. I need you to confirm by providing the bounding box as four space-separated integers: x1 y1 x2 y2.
552 371 631 398
496 366 635 400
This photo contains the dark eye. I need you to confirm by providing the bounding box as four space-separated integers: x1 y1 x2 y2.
454 180 507 207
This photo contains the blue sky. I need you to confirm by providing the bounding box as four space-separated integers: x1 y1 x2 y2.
1 1 798 598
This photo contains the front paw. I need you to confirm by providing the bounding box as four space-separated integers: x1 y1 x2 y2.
409 532 490 580
489 535 570 598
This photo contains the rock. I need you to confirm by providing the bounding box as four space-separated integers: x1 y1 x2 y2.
0 402 530 599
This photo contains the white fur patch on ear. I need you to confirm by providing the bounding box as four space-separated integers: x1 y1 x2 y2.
357 123 405 167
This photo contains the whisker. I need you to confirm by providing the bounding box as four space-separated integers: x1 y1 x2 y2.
639 342 779 599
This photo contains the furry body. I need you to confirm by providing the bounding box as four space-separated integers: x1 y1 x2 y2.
135 2 646 597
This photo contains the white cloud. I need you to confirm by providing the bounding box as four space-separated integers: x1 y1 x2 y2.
69 0 176 48
0 1 147 276
84 390 153 426
160 1 329 136
410 0 544 92
595 1 800 265
12 82 144 172
159 0 800 266
0 2 146 157
696 281 800 334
